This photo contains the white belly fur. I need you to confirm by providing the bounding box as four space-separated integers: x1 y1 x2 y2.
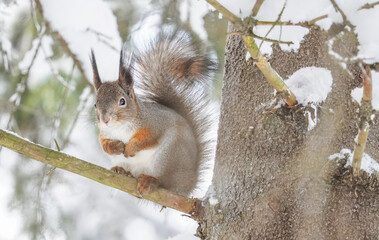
109 147 158 176
99 122 158 177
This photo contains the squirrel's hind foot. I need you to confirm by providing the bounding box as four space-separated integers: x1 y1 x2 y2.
137 174 161 196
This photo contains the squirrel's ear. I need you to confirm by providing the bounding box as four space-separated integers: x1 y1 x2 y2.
90 49 102 90
118 49 134 94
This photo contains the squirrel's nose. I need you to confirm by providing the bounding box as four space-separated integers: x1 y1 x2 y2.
103 117 110 124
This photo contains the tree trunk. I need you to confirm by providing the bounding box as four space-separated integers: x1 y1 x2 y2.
198 24 379 239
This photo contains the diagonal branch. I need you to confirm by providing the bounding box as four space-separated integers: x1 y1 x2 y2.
330 0 355 29
242 35 297 106
0 129 203 220
252 0 265 16
205 0 242 23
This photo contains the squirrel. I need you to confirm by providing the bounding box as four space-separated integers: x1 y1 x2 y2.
90 30 216 196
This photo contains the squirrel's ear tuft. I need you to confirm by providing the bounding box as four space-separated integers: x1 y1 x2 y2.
90 49 102 90
118 49 134 94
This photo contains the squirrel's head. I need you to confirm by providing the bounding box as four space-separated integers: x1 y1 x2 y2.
90 49 139 128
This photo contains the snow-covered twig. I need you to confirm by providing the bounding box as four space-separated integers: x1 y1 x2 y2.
352 65 373 175
0 129 204 220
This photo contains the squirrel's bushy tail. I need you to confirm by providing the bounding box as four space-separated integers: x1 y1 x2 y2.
134 29 217 186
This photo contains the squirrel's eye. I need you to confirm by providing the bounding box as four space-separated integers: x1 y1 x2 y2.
119 98 126 106
94 103 96 108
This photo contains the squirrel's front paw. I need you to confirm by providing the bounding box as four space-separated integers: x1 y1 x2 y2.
101 139 125 155
124 144 136 158
137 174 161 196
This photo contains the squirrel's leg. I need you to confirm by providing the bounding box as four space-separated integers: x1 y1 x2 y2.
99 136 125 155
111 166 133 177
124 128 158 157
137 174 161 196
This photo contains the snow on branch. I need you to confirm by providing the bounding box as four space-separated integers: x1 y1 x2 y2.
0 129 203 220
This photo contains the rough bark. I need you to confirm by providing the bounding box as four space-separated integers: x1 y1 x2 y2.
198 24 379 239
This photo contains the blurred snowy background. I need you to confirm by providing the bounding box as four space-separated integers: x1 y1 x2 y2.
1 0 379 239
0 0 227 239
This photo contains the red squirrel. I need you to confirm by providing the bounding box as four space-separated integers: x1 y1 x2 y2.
90 30 216 196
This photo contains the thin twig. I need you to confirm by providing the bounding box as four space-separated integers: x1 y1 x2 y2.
358 1 379 10
242 35 297 106
256 14 328 27
205 0 242 23
228 31 293 45
86 27 119 53
252 0 265 16
258 0 287 50
253 33 293 45
330 0 355 29
5 31 45 130
352 65 373 176
43 50 75 90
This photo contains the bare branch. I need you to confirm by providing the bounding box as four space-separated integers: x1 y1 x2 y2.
358 1 379 10
252 33 293 45
0 129 203 220
330 0 355 29
256 14 328 27
352 65 373 175
252 0 265 16
242 35 297 106
258 0 287 50
205 0 242 23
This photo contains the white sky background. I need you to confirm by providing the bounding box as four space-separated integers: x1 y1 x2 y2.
1 0 379 239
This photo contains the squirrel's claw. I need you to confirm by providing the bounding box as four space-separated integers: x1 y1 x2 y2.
111 166 133 177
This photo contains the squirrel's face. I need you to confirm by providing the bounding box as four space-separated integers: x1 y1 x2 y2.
94 82 138 128
90 49 138 128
